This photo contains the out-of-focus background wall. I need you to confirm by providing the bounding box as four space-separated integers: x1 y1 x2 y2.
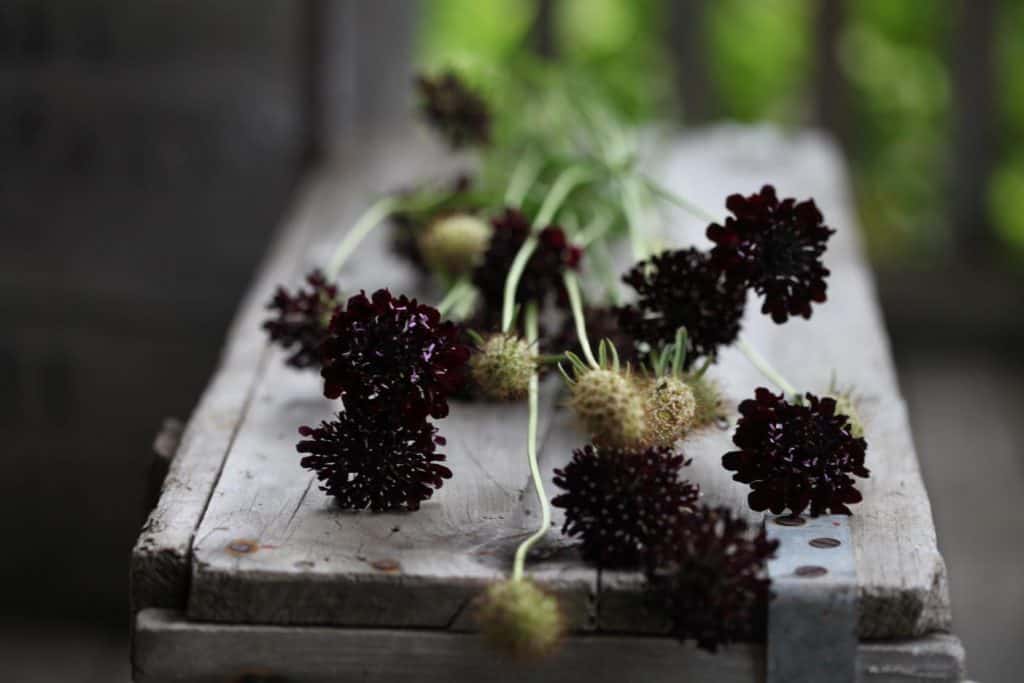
1 1 1021 681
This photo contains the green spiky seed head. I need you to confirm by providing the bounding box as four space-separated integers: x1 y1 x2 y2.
641 375 697 447
419 213 491 275
476 579 564 659
686 372 726 429
470 334 536 401
568 368 646 448
829 391 865 439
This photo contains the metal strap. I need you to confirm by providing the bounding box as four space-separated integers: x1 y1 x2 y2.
766 514 858 683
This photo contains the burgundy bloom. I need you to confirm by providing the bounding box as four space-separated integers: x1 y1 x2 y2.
320 289 470 419
707 185 834 323
297 411 451 511
262 269 339 369
722 388 869 516
552 445 699 568
472 208 583 313
618 248 746 368
416 71 491 148
646 505 778 652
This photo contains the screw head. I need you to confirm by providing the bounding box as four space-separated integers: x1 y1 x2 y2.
774 515 806 527
794 565 828 578
809 537 842 549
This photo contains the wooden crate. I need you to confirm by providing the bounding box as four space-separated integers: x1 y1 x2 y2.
131 127 966 682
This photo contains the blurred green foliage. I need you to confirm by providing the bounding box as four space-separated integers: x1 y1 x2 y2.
418 0 1021 261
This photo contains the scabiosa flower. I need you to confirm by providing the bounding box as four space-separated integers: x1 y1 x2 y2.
320 289 470 419
263 269 340 369
552 445 699 568
707 185 834 323
476 579 564 659
722 388 870 516
297 410 451 511
567 367 646 449
473 209 583 314
416 71 491 149
419 213 492 276
469 333 537 401
640 376 697 447
618 248 746 368
646 505 778 652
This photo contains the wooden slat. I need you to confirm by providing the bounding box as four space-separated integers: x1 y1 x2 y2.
133 608 966 683
146 125 949 640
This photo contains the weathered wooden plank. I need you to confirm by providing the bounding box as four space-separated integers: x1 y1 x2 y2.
131 132 459 612
133 609 965 683
161 125 948 640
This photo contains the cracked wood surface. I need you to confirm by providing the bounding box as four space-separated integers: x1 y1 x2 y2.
136 126 952 641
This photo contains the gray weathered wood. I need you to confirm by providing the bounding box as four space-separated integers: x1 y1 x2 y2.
175 125 951 642
133 608 965 683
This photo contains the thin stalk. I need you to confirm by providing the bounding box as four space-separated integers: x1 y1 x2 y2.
512 302 550 583
589 235 622 305
621 177 649 262
436 278 473 317
501 166 595 332
563 271 599 370
326 196 399 279
736 337 800 398
642 176 718 224
505 152 543 208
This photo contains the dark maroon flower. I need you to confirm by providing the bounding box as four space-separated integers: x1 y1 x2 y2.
416 71 491 148
262 269 339 369
722 388 869 516
552 445 700 568
320 289 470 419
707 185 834 323
618 248 746 368
472 208 583 313
646 505 778 652
297 411 451 511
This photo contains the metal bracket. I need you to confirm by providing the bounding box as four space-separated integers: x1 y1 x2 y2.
766 514 858 683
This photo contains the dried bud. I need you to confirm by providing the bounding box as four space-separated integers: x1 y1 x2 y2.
568 368 646 449
470 334 537 401
828 390 865 439
686 372 727 429
641 375 697 447
476 580 564 659
419 213 492 276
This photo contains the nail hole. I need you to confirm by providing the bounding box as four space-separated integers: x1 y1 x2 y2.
774 515 806 527
371 558 401 572
809 537 841 549
227 539 258 556
794 565 828 578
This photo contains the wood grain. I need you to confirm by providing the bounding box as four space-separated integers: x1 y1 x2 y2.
133 608 965 683
138 126 951 641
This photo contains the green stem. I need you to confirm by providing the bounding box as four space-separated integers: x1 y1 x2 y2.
436 278 473 317
621 177 649 262
326 196 399 279
642 176 718 224
563 271 599 369
589 235 622 305
505 152 543 208
736 337 800 398
512 302 550 583
501 166 595 333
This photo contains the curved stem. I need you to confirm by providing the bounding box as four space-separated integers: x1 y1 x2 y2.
505 151 543 208
563 271 599 369
500 166 595 333
512 302 550 583
736 337 800 398
326 196 399 279
436 278 473 317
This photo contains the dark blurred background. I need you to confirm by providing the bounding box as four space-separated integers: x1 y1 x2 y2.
1 1 1021 681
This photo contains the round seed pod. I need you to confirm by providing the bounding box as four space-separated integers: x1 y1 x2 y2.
828 391 865 439
476 579 564 659
419 213 491 276
470 334 536 401
686 372 726 429
642 375 697 447
569 368 646 449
